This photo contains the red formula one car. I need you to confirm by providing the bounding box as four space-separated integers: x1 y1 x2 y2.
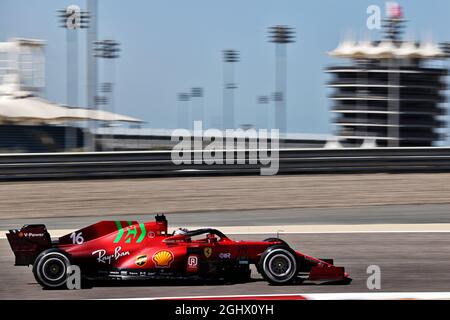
7 214 350 289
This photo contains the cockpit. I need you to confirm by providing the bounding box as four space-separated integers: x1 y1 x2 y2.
166 228 229 243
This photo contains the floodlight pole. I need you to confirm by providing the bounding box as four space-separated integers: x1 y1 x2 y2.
58 5 89 151
94 40 121 150
222 49 239 130
268 25 295 135
177 92 191 129
191 87 204 127
257 95 270 129
86 0 98 151
67 30 78 107
383 14 404 147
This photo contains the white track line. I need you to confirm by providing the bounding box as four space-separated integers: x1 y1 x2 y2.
3 223 450 239
105 291 450 300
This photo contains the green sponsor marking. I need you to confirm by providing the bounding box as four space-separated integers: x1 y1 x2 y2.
114 221 146 244
114 221 124 243
125 226 138 243
137 223 146 243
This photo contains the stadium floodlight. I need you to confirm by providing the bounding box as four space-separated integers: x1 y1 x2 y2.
191 87 203 98
57 6 90 30
257 95 270 104
94 95 108 106
383 2 406 42
268 25 295 44
223 49 240 62
94 40 121 59
101 82 113 93
177 92 191 102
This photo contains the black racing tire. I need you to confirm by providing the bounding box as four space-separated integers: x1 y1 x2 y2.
256 239 290 275
258 245 298 285
33 248 71 290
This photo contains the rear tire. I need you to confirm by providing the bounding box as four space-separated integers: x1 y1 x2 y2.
258 245 298 285
33 248 71 289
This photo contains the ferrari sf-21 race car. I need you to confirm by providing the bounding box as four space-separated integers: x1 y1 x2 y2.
7 214 351 289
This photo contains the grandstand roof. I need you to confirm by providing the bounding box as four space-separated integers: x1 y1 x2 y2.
0 92 142 123
328 40 446 59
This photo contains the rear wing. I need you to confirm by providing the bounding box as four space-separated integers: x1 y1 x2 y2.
6 224 52 266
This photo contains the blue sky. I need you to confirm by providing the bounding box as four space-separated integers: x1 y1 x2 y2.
1 0 450 134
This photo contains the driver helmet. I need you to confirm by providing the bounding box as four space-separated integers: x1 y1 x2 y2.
173 228 189 235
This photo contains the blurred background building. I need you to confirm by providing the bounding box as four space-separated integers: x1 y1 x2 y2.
0 38 140 152
1 2 450 152
327 4 448 147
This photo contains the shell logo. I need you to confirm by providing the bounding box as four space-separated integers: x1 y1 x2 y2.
152 250 174 268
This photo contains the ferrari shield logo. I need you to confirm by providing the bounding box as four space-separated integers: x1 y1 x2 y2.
203 247 212 258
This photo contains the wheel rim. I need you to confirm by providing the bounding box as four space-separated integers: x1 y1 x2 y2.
262 248 297 283
42 258 66 282
268 254 292 277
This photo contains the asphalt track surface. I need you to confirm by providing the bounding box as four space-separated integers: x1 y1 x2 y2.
2 204 450 230
1 204 450 299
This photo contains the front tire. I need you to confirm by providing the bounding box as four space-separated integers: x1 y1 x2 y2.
33 249 71 289
259 245 298 285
